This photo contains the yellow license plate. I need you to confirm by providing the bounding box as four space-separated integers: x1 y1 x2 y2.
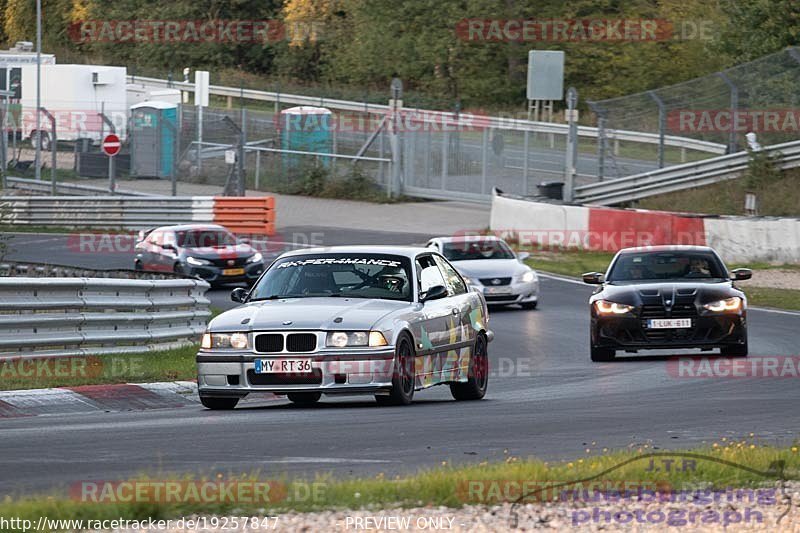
223 268 245 276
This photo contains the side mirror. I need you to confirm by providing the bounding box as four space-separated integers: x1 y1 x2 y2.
582 272 605 285
517 251 530 262
231 287 248 303
421 285 448 303
731 268 752 281
161 243 176 252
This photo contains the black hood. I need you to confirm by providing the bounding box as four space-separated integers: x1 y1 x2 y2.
593 280 744 308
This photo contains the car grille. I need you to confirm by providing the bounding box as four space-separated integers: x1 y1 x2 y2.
640 304 697 319
254 332 318 353
247 369 322 386
480 277 512 286
255 334 284 353
286 333 317 352
209 257 247 268
485 294 517 302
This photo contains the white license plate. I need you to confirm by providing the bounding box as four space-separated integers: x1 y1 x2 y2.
647 318 692 329
255 359 313 374
484 286 512 295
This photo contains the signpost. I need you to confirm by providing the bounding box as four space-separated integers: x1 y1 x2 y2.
195 71 210 174
102 133 121 193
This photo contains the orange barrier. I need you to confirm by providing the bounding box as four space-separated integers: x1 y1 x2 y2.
213 197 275 236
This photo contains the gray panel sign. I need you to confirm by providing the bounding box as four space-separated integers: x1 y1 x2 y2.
527 50 565 101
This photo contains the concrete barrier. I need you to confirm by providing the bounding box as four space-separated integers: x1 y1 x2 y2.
489 190 800 263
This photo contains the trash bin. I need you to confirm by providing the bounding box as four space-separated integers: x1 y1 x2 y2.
537 181 564 200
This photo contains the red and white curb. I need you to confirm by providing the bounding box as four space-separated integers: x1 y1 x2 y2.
0 382 278 419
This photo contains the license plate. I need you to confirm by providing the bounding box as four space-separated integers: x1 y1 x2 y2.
223 268 245 276
647 318 692 329
255 359 313 374
484 286 512 295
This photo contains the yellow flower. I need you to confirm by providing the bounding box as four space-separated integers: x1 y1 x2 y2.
749 444 756 449
567 462 574 468
792 447 798 453
713 442 719 448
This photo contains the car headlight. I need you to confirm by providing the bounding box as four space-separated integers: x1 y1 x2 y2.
595 300 635 315
246 252 263 264
201 332 249 350
326 331 388 347
186 256 211 266
518 271 536 283
703 297 742 312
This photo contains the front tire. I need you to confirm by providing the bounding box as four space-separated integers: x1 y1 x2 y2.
450 334 489 401
200 396 239 410
590 345 616 362
376 335 415 406
287 392 321 406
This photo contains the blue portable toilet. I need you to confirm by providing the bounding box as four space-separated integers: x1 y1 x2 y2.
279 106 333 171
130 101 178 179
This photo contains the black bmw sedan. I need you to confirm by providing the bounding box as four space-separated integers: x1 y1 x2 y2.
134 224 265 286
583 245 751 361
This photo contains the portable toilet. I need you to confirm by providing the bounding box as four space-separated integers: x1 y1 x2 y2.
130 101 178 179
279 106 333 171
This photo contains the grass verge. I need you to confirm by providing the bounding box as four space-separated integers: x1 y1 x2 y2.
1 445 798 524
0 345 198 391
525 250 800 311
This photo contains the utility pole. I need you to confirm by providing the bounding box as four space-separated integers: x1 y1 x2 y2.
34 0 42 181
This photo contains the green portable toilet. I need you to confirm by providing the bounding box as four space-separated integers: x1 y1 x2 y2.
280 106 333 172
130 101 178 179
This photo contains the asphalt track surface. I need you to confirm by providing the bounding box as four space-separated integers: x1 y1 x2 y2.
1 230 799 497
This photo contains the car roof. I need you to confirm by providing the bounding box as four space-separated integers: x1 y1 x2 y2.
617 245 716 254
152 224 229 233
280 245 430 260
431 235 502 243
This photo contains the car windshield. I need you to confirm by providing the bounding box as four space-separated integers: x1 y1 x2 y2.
607 251 728 282
441 239 515 261
250 254 413 302
175 230 237 248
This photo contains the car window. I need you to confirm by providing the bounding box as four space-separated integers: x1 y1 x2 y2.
417 255 446 295
608 252 728 282
147 231 163 246
250 254 413 302
176 229 237 248
434 254 467 296
441 239 515 261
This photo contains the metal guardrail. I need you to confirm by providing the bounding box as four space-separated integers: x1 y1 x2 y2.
574 140 800 205
0 261 187 280
0 277 210 359
129 75 726 155
4 177 152 197
0 195 215 229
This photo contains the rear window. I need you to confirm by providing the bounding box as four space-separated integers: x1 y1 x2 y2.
608 251 728 282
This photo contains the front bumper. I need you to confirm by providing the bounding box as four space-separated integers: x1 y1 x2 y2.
591 313 746 351
186 262 264 285
471 280 539 305
197 348 396 397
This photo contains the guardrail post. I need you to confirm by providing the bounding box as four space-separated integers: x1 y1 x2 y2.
718 72 739 154
647 91 666 168
564 87 578 203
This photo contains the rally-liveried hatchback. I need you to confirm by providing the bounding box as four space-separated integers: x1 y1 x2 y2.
196 246 494 409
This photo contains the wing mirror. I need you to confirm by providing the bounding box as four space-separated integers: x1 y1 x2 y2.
421 285 448 303
517 251 530 262
161 243 177 252
731 268 752 281
582 272 605 285
231 287 249 303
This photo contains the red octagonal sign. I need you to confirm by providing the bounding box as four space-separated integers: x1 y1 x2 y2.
102 134 121 157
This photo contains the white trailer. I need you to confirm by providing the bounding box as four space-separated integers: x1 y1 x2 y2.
15 64 128 149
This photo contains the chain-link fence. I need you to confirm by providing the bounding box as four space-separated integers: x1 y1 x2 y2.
589 47 800 180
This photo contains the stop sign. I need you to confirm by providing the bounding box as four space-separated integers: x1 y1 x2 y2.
102 134 121 157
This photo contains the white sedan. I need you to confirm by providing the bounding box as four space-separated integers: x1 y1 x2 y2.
426 236 539 309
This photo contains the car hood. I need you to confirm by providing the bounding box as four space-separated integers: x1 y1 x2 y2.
596 280 742 307
449 259 530 279
209 297 413 332
182 243 254 259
